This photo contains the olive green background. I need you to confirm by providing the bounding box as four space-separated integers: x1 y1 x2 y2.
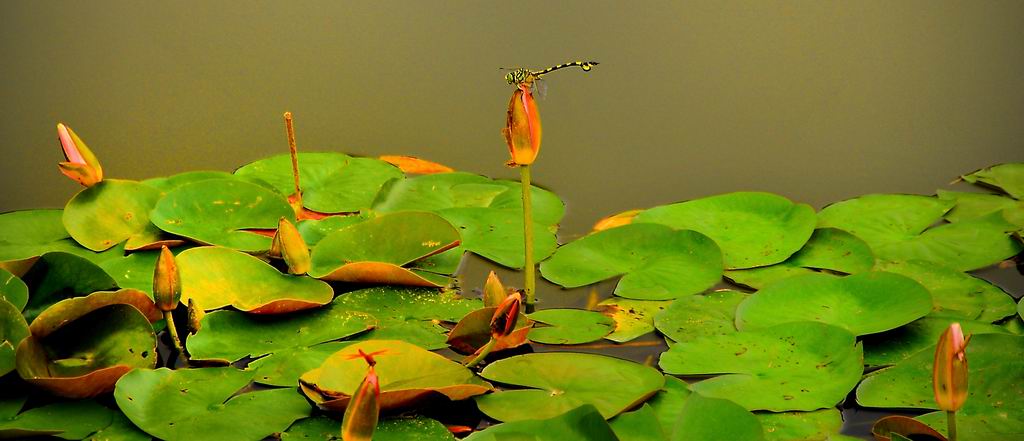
2 1 1022 236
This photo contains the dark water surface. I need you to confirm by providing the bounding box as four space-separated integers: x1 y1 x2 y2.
3 2 1024 440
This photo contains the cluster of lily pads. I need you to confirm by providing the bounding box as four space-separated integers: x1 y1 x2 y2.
1 138 1022 440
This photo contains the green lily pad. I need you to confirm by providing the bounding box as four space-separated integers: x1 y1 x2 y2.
596 297 672 342
817 194 954 246
725 228 875 289
0 209 84 275
609 404 669 441
660 321 863 411
873 212 1023 271
247 341 354 387
0 298 28 377
178 246 333 313
282 415 456 441
150 178 294 252
141 170 236 192
540 223 722 300
0 268 27 311
27 289 162 337
671 394 765 441
528 309 614 344
97 247 185 298
862 316 1010 367
235 152 403 213
437 207 558 270
299 340 492 412
331 286 481 350
0 400 117 440
725 265 819 290
646 376 692 432
755 409 845 441
85 411 151 441
962 162 1024 199
297 215 368 246
308 211 460 286
654 290 747 343
633 192 817 269
856 333 1024 439
475 352 664 421
21 252 118 322
62 180 162 252
185 297 375 362
465 404 618 441
736 272 933 336
115 367 311 441
17 304 157 398
876 260 1016 322
937 190 1024 225
446 308 533 354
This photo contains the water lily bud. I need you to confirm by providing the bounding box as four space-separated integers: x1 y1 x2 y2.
153 246 181 312
591 209 641 233
187 298 204 335
56 123 103 187
341 366 380 441
490 291 522 338
503 85 541 166
933 322 970 412
274 217 310 275
483 271 508 308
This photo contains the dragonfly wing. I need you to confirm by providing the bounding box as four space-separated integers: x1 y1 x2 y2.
533 78 548 100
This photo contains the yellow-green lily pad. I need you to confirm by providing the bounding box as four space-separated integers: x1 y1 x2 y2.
247 341 354 387
0 209 85 275
0 298 28 377
62 180 162 252
937 189 1024 226
596 297 672 343
0 268 27 311
333 286 481 350
961 162 1024 199
862 316 1011 367
876 260 1016 322
654 290 747 343
725 228 875 289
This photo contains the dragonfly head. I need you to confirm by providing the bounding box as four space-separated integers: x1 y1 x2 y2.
505 68 530 86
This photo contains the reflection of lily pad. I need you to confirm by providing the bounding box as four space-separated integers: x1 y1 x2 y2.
876 260 1016 322
862 316 1010 367
309 211 460 287
540 223 722 300
660 321 863 411
476 352 664 421
299 340 492 412
528 309 614 345
115 367 311 441
634 192 817 269
961 162 1024 199
178 246 333 313
465 404 618 441
150 178 294 252
62 180 162 251
21 252 118 322
856 333 1024 439
735 272 932 336
654 290 746 343
0 268 27 311
333 286 481 350
597 297 671 343
0 298 28 377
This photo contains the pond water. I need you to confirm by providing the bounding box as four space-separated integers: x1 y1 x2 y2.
2 2 1023 440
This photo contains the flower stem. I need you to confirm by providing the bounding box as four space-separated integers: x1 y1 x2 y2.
464 338 498 368
520 164 535 305
947 410 957 441
164 310 185 365
283 111 302 201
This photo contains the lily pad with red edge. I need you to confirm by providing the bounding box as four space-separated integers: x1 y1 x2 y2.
0 298 28 377
177 246 333 314
659 321 863 412
446 308 532 354
114 366 311 441
527 309 613 345
735 272 933 336
0 399 117 440
247 341 355 387
596 297 671 343
725 227 875 289
150 178 294 252
16 303 157 398
633 192 817 269
540 223 722 300
875 260 1016 322
0 268 28 311
856 333 1024 440
27 289 161 336
475 352 664 422
308 211 460 287
299 340 492 413
961 162 1024 199
334 286 481 350
283 415 456 440
654 289 747 343
0 209 85 275
185 296 375 363
62 179 163 252
235 152 403 214
465 404 618 441
20 251 118 322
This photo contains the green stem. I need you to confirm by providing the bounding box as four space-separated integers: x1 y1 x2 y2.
464 338 498 368
947 410 957 441
164 310 185 365
520 164 535 304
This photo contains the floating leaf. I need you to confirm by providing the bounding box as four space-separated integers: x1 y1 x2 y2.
856 333 1024 439
871 415 947 441
21 252 118 322
725 228 874 289
863 317 1010 367
464 404 618 441
0 209 84 275
872 212 1022 271
735 272 932 336
876 260 1016 322
961 162 1024 199
299 340 491 412
62 180 162 252
115 367 311 441
0 298 28 377
297 215 367 247
937 190 1024 225
150 178 294 252
0 400 117 440
283 415 456 440
0 268 27 311
86 411 152 441
446 307 532 354
141 170 236 192
755 408 845 441
308 211 460 287
235 152 403 213
333 286 480 350
634 192 817 269
654 290 747 343
608 404 668 440
670 394 765 441
540 223 722 300
178 246 333 313
247 342 354 387
437 207 557 270
475 352 664 421
528 309 614 345
27 289 161 336
596 297 671 343
817 194 954 246
660 321 863 411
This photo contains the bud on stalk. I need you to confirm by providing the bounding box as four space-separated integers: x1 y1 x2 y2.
502 85 541 166
273 217 311 274
341 366 380 441
56 123 103 187
933 322 970 441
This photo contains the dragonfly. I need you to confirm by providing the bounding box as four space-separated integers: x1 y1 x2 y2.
503 60 599 99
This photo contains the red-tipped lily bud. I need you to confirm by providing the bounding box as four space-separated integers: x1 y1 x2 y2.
341 366 380 441
153 246 181 312
483 271 508 308
490 291 522 338
56 123 103 187
502 85 541 166
273 217 310 275
933 322 970 412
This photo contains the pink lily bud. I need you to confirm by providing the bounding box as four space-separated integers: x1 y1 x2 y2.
341 365 380 441
503 85 541 166
152 246 181 312
490 291 522 338
272 217 311 275
933 322 970 412
56 123 103 187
